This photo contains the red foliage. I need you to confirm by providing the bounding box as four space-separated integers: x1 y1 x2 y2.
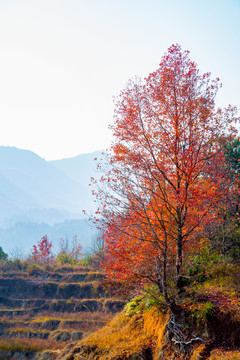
30 235 53 264
94 44 239 302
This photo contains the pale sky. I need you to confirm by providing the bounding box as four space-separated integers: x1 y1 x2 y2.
0 0 239 160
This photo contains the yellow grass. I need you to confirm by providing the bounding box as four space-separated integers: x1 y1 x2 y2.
208 349 240 359
80 307 169 359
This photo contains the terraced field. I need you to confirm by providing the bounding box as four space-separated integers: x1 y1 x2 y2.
0 265 125 359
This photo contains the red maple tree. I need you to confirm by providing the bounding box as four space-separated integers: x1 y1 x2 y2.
31 235 53 264
94 44 239 308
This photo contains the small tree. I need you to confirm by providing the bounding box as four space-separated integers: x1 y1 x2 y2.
10 247 24 261
57 235 82 264
85 233 106 268
30 235 53 264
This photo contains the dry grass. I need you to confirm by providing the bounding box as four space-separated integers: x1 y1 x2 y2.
59 320 107 332
189 346 240 360
0 310 113 326
189 344 206 360
0 337 66 352
0 260 116 358
53 264 92 273
0 313 32 322
79 307 169 359
208 349 240 359
6 327 49 334
39 310 113 322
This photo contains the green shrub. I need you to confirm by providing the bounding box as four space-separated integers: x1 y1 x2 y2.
56 252 77 265
125 296 144 317
190 301 214 325
81 255 93 267
0 246 8 261
188 246 223 283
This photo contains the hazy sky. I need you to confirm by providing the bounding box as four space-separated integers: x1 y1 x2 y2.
0 0 239 160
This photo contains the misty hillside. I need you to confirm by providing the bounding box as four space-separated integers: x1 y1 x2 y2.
49 151 103 199
0 219 98 256
0 146 93 214
0 171 37 219
0 147 102 254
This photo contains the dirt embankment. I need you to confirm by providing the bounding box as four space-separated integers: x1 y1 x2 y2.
52 297 240 360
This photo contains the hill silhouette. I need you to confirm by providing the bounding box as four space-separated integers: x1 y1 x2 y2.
0 147 102 254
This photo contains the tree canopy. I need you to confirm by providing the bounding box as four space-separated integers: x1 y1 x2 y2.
94 44 239 308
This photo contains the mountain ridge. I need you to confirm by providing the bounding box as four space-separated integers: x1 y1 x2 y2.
0 146 102 254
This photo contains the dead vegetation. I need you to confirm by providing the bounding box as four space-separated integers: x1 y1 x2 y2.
0 263 125 358
52 259 240 360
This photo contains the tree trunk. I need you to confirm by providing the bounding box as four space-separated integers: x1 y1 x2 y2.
176 226 183 293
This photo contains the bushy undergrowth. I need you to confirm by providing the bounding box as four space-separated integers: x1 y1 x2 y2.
185 246 240 292
0 233 105 276
0 257 102 278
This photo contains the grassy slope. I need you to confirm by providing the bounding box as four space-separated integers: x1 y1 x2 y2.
54 259 240 360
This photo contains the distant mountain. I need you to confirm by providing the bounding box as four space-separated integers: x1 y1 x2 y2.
0 146 91 214
49 151 104 217
0 147 103 254
49 150 103 190
0 219 97 255
1 208 80 228
0 171 37 219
